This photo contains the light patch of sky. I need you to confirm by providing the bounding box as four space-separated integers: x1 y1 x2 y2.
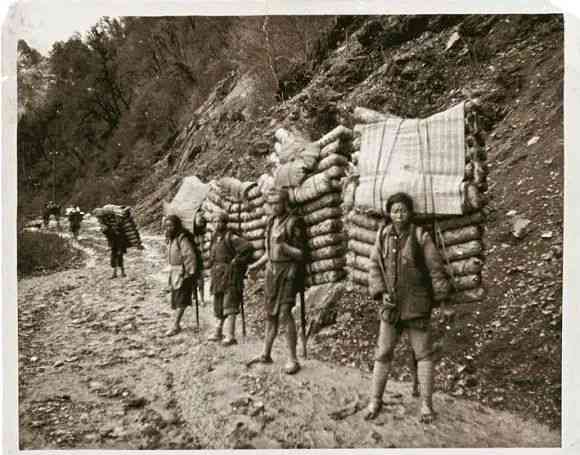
11 0 116 56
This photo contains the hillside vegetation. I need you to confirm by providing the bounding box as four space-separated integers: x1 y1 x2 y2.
18 14 563 429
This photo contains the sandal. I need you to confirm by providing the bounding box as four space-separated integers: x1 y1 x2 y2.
419 405 437 424
221 338 238 346
164 327 181 337
284 361 301 375
364 399 382 420
207 333 223 342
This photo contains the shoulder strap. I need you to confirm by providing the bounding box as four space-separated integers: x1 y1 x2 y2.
225 231 236 257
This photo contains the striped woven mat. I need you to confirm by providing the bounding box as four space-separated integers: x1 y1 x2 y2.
355 102 465 215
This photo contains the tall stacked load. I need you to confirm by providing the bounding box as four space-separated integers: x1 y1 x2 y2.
201 180 228 270
271 126 355 287
96 204 144 249
345 100 488 305
162 175 209 234
200 177 268 268
221 178 268 262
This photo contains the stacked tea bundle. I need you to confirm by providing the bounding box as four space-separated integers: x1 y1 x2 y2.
346 101 489 304
226 182 267 261
345 209 380 289
272 126 354 287
200 178 268 266
200 180 227 269
95 204 144 249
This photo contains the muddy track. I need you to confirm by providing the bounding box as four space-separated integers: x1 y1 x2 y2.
17 217 560 449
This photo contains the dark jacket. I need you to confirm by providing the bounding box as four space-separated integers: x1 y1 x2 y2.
368 223 450 320
209 230 253 297
102 225 127 254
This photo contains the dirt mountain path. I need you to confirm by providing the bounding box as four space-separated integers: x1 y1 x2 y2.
17 217 559 449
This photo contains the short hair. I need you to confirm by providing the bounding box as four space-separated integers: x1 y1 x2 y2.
386 192 414 214
166 214 183 229
266 187 289 203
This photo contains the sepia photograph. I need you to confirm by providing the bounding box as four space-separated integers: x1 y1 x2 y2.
4 0 572 450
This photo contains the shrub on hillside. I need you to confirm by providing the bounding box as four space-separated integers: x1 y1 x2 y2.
17 231 83 278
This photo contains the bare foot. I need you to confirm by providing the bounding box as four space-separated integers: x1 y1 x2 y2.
165 327 181 337
284 361 301 375
221 338 238 346
419 403 437 423
364 400 382 420
246 354 273 368
207 333 223 342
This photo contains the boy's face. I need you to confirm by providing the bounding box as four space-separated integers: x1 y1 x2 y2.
164 219 178 238
389 202 411 228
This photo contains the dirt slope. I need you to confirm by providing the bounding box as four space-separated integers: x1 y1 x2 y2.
17 219 559 449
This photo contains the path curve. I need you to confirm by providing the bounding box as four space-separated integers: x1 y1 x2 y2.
17 217 560 449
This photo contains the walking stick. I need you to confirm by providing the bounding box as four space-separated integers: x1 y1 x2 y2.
241 293 246 338
240 267 247 338
300 289 307 359
194 279 200 329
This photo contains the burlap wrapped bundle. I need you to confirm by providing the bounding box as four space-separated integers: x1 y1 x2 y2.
275 161 308 188
451 274 481 291
347 102 490 304
352 101 489 216
240 210 266 222
349 268 369 287
461 182 487 213
309 258 347 273
438 225 482 247
98 204 143 249
316 153 349 172
218 177 256 200
303 207 342 226
245 227 265 241
316 125 354 149
206 182 227 208
305 270 347 287
347 210 381 231
270 125 354 287
349 225 377 245
445 257 484 276
201 198 226 216
241 217 268 232
342 175 359 212
349 238 373 258
323 165 347 179
288 173 342 205
307 232 346 250
300 192 342 215
444 240 483 262
433 211 486 231
305 219 343 238
247 184 261 200
346 253 371 272
310 244 346 261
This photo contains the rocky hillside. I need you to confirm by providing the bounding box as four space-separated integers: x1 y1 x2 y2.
133 14 563 429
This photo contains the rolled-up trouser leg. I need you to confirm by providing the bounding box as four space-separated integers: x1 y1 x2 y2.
374 319 399 363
